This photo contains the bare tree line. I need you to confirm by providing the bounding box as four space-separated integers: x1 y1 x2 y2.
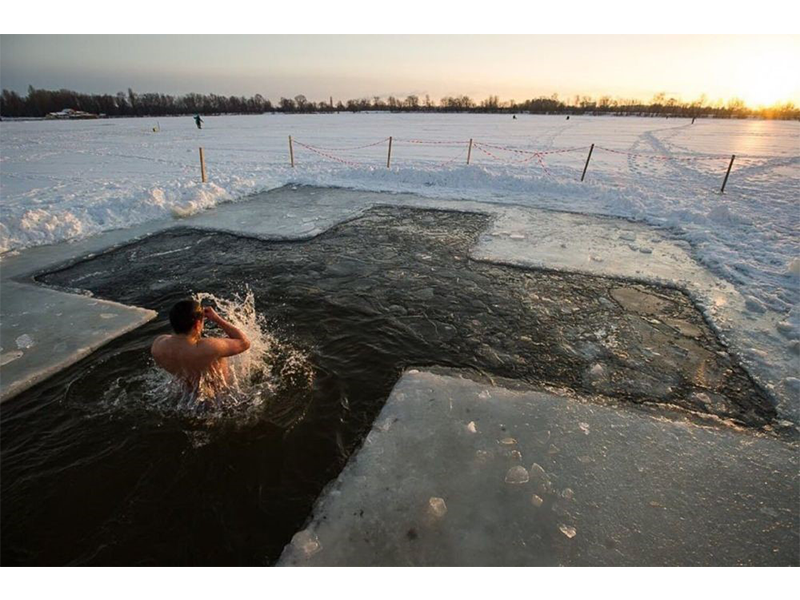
2 86 798 120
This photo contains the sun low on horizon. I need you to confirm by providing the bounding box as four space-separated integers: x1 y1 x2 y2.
727 38 800 107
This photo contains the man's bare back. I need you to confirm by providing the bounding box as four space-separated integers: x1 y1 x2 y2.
151 301 251 393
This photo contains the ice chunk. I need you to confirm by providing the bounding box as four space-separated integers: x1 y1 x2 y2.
531 429 551 445
428 497 448 518
291 530 322 558
562 488 574 500
505 466 530 484
529 463 547 480
15 334 34 349
747 347 769 361
578 422 590 435
530 494 544 508
529 463 551 494
466 421 478 434
499 437 517 445
776 321 798 339
786 258 800 277
559 524 577 539
0 350 24 366
588 363 605 379
692 392 713 407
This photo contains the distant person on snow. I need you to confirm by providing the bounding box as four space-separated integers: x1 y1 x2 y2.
151 300 250 394
194 114 204 129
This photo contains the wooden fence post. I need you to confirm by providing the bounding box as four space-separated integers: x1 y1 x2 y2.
199 147 207 183
581 143 594 182
467 138 473 165
387 136 393 169
720 154 735 193
288 136 295 168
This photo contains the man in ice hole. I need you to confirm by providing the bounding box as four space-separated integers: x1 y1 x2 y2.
151 300 250 393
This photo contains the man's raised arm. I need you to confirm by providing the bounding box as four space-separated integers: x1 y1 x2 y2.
203 307 251 357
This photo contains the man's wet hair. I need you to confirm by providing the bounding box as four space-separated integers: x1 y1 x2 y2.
169 300 203 334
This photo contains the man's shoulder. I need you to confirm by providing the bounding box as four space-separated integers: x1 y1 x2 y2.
190 338 227 362
197 337 224 350
151 334 172 353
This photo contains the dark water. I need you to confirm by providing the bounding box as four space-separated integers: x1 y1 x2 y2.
1 208 774 565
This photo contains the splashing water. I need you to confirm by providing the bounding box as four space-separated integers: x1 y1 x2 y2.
191 288 315 415
92 288 314 425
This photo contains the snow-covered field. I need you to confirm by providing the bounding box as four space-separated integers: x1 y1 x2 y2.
1 113 798 418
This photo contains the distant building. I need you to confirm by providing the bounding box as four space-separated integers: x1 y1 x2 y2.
45 108 100 120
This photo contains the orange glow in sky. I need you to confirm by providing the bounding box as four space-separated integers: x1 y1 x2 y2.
1 35 798 108
728 38 799 107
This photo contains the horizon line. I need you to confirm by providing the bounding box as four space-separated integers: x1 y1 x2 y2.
4 85 798 112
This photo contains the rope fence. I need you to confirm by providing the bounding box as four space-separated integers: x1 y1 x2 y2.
195 135 797 194
595 145 731 163
298 138 391 152
291 139 370 168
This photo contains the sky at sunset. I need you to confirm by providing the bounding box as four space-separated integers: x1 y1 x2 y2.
2 35 798 107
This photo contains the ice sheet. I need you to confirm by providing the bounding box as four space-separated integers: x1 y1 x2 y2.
278 370 799 566
0 281 155 401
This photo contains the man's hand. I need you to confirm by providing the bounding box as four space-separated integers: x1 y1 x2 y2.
199 305 250 357
203 306 221 323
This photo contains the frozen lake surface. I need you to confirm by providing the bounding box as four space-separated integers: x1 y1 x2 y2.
2 114 797 413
